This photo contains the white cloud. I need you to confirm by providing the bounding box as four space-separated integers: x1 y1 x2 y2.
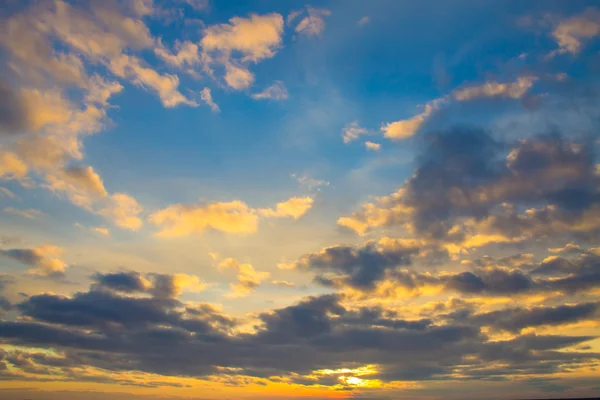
92 226 111 237
358 16 370 26
99 193 144 231
200 87 220 112
218 257 270 297
292 173 330 191
365 141 381 151
0 187 17 199
201 13 284 63
110 54 197 107
224 63 255 90
453 76 538 101
149 200 259 237
0 152 28 180
180 0 209 11
549 8 600 56
258 196 314 219
271 280 295 288
251 81 288 101
381 76 537 140
294 7 331 37
3 207 45 219
342 121 370 143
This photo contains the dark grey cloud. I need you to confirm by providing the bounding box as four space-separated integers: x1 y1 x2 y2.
406 127 505 238
148 273 182 298
473 302 599 332
0 275 13 311
445 268 534 295
296 243 416 290
0 80 30 136
18 291 180 329
0 248 43 267
344 130 600 244
92 271 148 293
302 243 600 297
1 282 598 386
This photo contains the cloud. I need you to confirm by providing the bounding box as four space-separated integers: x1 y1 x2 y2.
293 173 330 191
292 7 331 37
62 165 109 198
199 13 283 90
151 196 312 237
201 13 284 63
110 55 196 107
0 245 68 278
453 76 538 101
271 280 295 288
342 121 371 143
0 187 16 199
3 207 45 220
381 100 441 140
0 1 159 229
549 7 600 56
365 141 381 151
358 16 370 27
179 0 209 11
91 226 110 237
149 273 206 298
224 62 255 90
0 80 31 136
0 277 598 387
218 258 269 297
380 76 536 140
292 241 418 291
200 87 220 112
251 81 288 100
258 196 314 219
149 200 259 236
339 130 600 248
154 40 202 70
473 303 599 333
548 243 584 255
99 193 144 231
92 271 151 293
92 271 205 299
0 152 28 180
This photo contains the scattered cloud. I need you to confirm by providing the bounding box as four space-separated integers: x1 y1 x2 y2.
365 141 381 151
0 244 68 278
291 7 331 37
292 173 330 191
258 196 314 219
251 81 288 100
381 76 537 140
98 193 144 231
151 195 313 237
0 187 17 199
358 16 370 27
3 207 45 220
218 257 269 297
271 280 295 287
91 226 110 237
548 8 600 56
200 87 220 112
180 0 210 11
453 76 538 101
149 200 259 236
200 13 284 89
342 121 371 143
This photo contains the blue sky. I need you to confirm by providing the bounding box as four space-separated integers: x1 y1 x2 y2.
1 0 600 399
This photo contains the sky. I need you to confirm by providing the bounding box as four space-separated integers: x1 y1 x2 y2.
1 0 600 399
